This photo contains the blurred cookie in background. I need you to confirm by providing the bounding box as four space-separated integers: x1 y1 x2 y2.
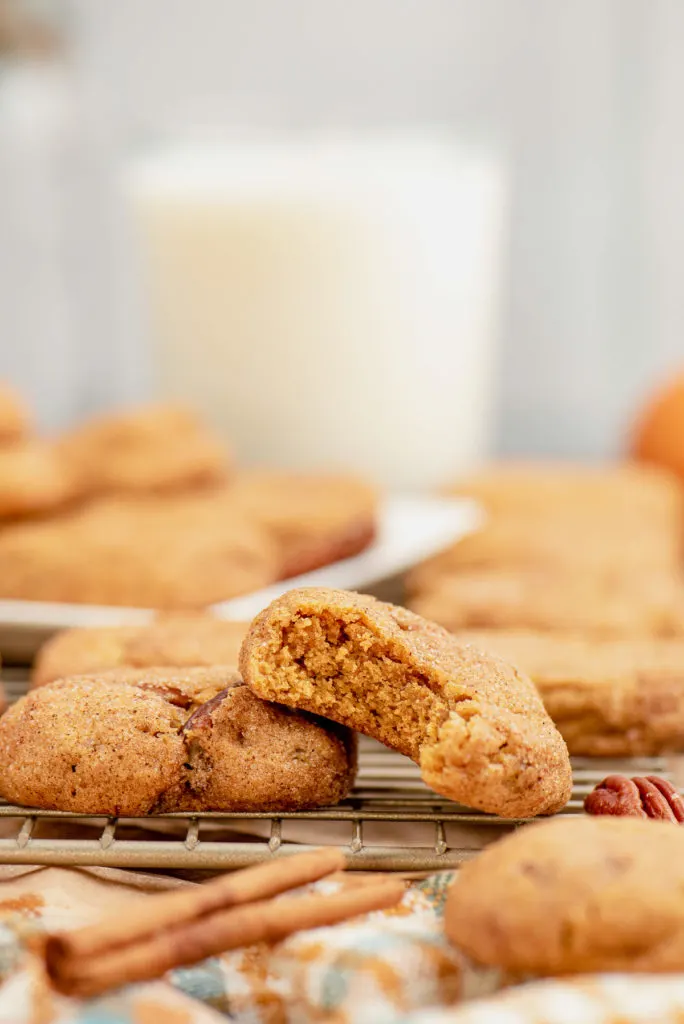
32 614 249 687
409 569 684 638
227 470 378 578
457 629 684 756
58 402 231 496
0 494 278 608
0 440 82 520
446 460 684 526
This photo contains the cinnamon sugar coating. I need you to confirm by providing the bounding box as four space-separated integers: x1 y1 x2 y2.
239 588 572 818
0 667 356 814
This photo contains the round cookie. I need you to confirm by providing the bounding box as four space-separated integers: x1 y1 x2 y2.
0 667 356 815
456 630 684 756
445 816 684 975
0 441 80 519
228 470 378 578
58 402 230 496
32 616 249 687
0 495 278 608
239 587 572 818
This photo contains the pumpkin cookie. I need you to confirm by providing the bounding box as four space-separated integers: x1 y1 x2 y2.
0 495 278 608
0 668 356 814
447 460 684 526
228 470 378 578
58 403 230 496
239 588 572 817
410 570 684 637
0 441 80 519
457 630 684 756
445 816 684 975
32 615 249 687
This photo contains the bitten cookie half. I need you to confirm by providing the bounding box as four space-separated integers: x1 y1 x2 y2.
239 588 572 818
445 816 684 975
456 630 684 757
32 615 249 688
0 668 356 815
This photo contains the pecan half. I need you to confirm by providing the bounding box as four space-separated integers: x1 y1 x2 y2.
584 774 684 823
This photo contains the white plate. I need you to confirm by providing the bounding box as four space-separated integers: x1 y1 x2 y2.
0 495 480 661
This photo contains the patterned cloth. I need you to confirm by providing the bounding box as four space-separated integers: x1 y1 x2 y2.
0 872 465 1023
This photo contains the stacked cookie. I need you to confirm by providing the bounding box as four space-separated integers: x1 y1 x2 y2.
0 588 572 817
407 461 684 757
0 383 378 607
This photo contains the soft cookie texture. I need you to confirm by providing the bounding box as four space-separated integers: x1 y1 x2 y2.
32 615 249 687
0 668 356 815
58 402 230 496
239 588 572 818
445 816 684 975
456 630 684 756
0 383 30 442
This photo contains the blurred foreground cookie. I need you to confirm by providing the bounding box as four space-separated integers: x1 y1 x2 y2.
0 383 29 442
0 495 278 607
457 630 684 756
0 441 80 519
32 615 249 687
445 816 684 975
58 403 230 495
0 668 356 814
411 570 684 637
228 470 378 578
239 588 572 817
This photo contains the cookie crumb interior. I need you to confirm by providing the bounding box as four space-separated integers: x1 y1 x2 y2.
272 610 449 760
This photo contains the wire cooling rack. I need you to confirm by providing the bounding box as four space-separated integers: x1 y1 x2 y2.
0 671 670 873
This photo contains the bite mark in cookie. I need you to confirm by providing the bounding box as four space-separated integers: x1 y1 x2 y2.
239 588 572 818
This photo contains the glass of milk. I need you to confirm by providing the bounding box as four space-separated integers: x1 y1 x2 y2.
125 132 507 490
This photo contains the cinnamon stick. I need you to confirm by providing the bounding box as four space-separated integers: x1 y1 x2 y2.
46 847 344 965
47 878 404 998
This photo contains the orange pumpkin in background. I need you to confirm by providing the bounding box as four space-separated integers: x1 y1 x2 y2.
632 371 684 481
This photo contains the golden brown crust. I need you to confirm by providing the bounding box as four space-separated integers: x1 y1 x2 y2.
58 403 230 496
0 383 30 442
0 667 356 814
227 471 378 578
239 587 572 818
32 616 249 688
0 495 278 608
445 816 684 974
456 630 684 756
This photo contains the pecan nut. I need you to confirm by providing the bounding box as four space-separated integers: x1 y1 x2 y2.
584 774 684 823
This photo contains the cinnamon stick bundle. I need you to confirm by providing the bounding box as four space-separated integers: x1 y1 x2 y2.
42 848 405 999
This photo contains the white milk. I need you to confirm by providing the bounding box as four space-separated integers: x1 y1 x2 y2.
126 134 507 489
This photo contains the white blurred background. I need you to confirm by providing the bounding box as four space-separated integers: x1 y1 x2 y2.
1 0 683 461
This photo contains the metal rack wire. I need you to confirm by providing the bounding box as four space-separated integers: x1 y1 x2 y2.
0 670 669 872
